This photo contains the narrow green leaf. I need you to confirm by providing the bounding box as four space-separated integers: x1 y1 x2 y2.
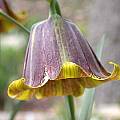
78 35 106 120
0 10 30 34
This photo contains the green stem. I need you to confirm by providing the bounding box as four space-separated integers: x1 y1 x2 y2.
79 35 105 120
0 10 30 34
65 96 75 120
54 0 62 16
47 0 62 16
9 101 24 120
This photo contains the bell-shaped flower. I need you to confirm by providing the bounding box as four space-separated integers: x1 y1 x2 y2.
8 14 120 100
0 0 27 32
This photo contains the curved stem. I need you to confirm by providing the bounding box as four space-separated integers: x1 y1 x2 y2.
47 0 62 16
0 10 30 34
50 0 56 15
54 0 62 16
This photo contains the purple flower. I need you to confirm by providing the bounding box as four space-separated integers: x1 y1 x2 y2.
8 15 120 100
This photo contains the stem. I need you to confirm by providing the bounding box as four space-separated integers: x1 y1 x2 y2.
47 0 62 16
65 96 75 120
50 0 56 16
9 101 24 120
0 10 30 34
79 35 105 120
54 0 62 16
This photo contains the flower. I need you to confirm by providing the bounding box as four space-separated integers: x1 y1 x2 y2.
8 14 120 100
0 0 27 32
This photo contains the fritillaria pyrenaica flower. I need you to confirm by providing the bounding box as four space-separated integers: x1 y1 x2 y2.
0 0 27 32
8 13 120 100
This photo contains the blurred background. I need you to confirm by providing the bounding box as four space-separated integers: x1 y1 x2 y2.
0 0 120 120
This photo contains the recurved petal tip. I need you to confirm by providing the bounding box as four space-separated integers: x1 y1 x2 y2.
108 62 120 80
8 78 35 100
80 62 120 88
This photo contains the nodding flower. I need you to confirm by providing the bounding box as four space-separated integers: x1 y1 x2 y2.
8 13 120 100
0 0 27 32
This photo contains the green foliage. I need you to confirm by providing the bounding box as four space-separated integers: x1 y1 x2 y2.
0 47 23 90
0 38 26 109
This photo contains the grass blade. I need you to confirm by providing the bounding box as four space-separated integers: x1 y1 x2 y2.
0 10 30 34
